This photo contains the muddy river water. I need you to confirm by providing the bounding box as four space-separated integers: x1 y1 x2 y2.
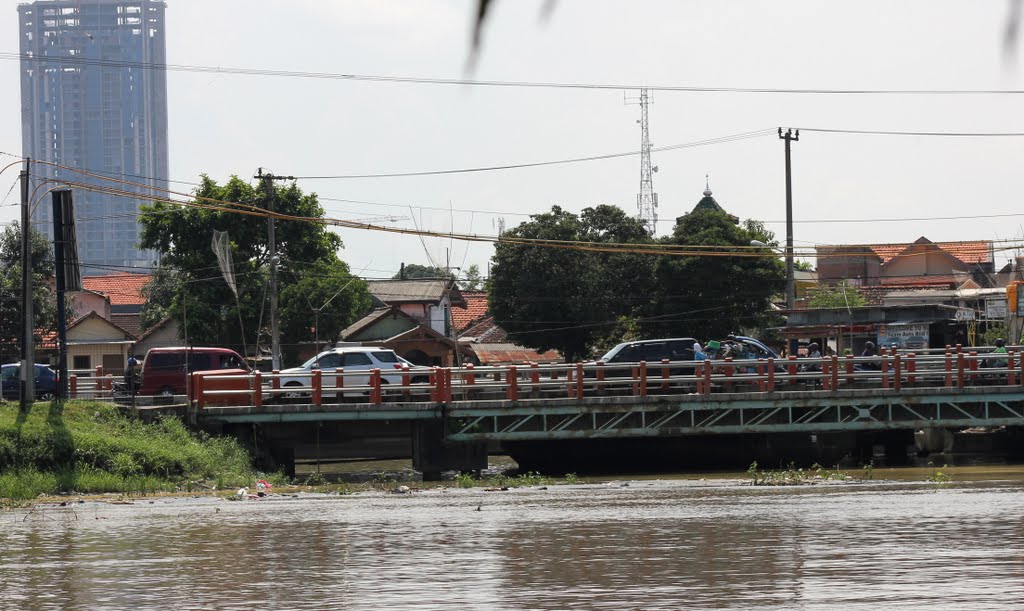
3 467 1024 610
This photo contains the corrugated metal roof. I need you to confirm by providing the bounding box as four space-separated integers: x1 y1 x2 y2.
470 343 561 365
367 279 465 305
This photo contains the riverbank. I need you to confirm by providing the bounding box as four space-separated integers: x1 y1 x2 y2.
0 399 265 503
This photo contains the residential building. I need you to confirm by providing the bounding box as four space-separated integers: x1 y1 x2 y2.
19 0 168 274
816 237 995 289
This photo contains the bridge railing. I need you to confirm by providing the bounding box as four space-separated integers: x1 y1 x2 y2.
189 348 1023 409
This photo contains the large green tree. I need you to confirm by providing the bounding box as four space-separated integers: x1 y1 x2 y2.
648 210 785 340
139 175 368 361
488 205 655 361
0 223 61 362
393 263 452 280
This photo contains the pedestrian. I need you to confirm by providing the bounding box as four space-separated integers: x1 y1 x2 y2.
693 342 706 361
860 341 879 371
990 338 1008 369
805 342 822 372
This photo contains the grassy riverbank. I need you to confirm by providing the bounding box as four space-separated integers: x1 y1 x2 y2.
0 400 260 502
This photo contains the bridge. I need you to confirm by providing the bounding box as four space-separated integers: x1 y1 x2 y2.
70 346 1024 477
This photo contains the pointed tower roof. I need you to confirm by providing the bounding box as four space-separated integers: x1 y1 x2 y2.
691 175 725 214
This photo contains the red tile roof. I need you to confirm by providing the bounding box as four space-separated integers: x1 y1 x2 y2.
868 239 992 265
81 273 152 306
451 291 488 333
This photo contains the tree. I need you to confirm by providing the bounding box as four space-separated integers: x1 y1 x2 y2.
807 280 867 309
0 223 62 362
648 210 785 340
459 264 483 291
393 263 452 280
488 205 655 361
280 260 371 357
139 175 368 360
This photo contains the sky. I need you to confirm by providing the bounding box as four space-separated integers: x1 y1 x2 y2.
2 0 1024 280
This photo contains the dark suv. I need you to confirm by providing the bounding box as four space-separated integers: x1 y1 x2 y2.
596 338 701 376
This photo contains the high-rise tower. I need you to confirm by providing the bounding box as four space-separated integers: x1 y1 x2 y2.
626 88 658 236
19 0 168 274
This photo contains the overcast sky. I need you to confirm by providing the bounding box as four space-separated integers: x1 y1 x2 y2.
2 0 1024 279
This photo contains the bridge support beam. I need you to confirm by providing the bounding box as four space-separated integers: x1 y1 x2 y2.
412 419 487 481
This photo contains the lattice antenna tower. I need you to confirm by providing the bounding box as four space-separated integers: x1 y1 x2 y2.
625 88 658 236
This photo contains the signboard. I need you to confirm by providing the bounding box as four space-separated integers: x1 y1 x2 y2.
954 308 975 322
985 299 1007 320
877 323 929 350
1019 287 1024 316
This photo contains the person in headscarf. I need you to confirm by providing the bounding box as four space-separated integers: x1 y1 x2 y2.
693 342 706 361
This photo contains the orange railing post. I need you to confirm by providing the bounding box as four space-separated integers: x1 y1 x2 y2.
194 372 206 409
430 368 439 402
639 361 648 397
334 367 344 399
787 355 798 386
402 364 411 399
845 354 854 386
767 358 775 392
821 358 830 391
465 363 475 389
661 358 670 391
507 366 518 401
312 369 322 405
944 352 953 387
881 356 890 389
253 371 263 408
893 354 902 391
831 355 840 391
69 375 77 398
370 369 382 405
956 352 966 388
907 354 916 385
576 362 585 400
444 368 453 403
703 360 712 396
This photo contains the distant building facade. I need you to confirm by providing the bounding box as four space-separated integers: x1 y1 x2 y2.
19 0 168 274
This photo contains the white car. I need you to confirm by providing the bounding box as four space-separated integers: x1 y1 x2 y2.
278 347 430 397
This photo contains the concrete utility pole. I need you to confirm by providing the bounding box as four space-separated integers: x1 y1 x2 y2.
779 128 799 355
19 159 33 411
256 169 294 370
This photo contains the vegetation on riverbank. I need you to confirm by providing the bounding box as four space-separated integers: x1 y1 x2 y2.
0 400 261 502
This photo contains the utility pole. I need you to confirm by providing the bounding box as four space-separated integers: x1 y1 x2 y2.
256 168 294 370
19 159 33 411
779 128 799 355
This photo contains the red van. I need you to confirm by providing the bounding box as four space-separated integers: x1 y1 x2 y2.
138 347 248 396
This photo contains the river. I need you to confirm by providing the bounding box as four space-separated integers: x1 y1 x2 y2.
3 467 1024 610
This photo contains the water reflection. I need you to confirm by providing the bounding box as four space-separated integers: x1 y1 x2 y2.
2 480 1024 609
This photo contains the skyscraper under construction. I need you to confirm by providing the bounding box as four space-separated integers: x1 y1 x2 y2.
18 0 168 274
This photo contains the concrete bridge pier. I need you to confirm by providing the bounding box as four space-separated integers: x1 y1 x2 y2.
412 419 487 481
852 430 915 466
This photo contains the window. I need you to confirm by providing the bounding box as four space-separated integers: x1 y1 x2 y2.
149 352 183 370
1 366 17 381
315 353 343 369
343 353 373 367
371 351 400 364
219 354 244 369
73 355 91 370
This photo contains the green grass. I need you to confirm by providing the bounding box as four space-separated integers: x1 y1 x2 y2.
0 400 257 500
747 461 854 486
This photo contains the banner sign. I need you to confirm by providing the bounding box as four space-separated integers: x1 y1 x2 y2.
877 323 929 350
985 299 1007 320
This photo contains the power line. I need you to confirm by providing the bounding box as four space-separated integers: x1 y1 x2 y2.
292 130 773 179
6 52 1024 95
798 127 1024 137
